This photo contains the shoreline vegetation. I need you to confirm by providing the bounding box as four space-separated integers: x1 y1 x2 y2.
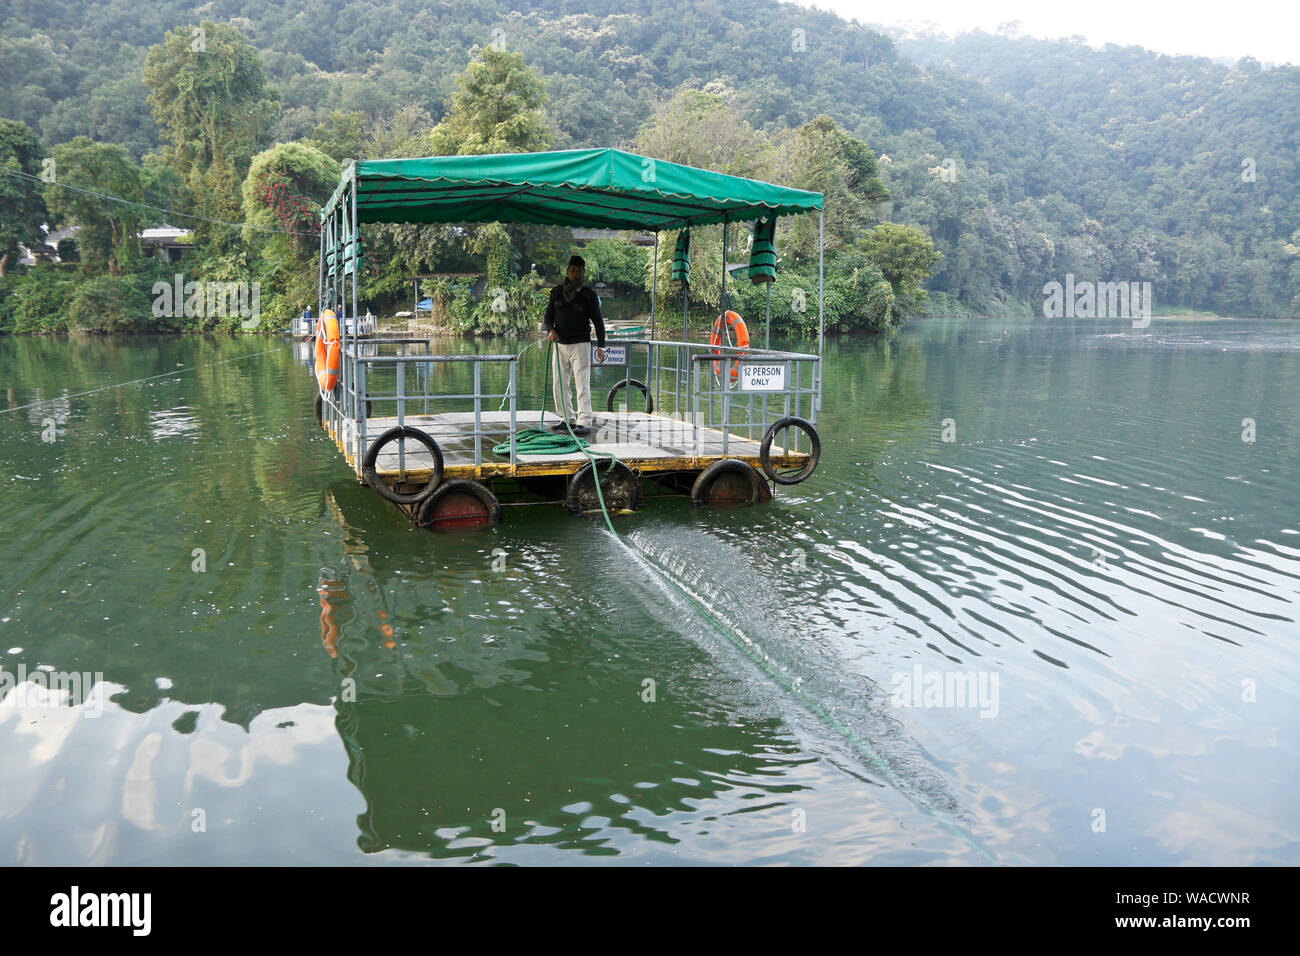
2 7 1297 338
0 307 1266 341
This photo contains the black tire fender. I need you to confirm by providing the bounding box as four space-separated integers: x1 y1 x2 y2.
417 479 501 531
606 378 654 414
362 426 444 505
759 416 821 485
690 458 771 506
565 459 641 515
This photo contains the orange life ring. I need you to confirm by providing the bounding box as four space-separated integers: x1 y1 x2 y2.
315 310 341 392
710 310 749 381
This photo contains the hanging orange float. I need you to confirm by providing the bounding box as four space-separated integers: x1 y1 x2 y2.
314 309 341 392
710 310 749 381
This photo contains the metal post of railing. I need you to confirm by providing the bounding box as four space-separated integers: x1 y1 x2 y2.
709 365 716 432
783 360 792 423
722 384 730 455
397 360 405 425
673 345 680 421
795 361 802 453
473 361 483 466
691 355 700 458
356 356 367 470
644 340 652 416
508 359 517 466
621 340 631 412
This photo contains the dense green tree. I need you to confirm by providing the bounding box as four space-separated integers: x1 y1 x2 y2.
142 21 281 246
241 142 341 257
43 137 144 275
857 223 940 319
421 47 553 156
0 118 48 277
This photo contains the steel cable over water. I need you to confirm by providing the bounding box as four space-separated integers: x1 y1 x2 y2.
0 347 284 416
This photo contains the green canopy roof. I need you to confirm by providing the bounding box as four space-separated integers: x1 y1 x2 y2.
321 148 823 231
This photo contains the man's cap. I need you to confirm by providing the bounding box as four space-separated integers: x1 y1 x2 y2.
567 255 585 268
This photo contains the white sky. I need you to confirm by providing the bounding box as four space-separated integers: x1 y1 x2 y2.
799 0 1299 65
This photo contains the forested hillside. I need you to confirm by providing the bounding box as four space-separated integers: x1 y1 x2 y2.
2 0 1296 327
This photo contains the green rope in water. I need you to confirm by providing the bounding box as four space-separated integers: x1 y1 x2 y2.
497 338 993 860
623 543 996 864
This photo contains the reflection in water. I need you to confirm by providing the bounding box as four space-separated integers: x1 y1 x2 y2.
316 484 858 860
0 323 1297 864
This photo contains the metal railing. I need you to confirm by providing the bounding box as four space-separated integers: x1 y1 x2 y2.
597 338 819 457
317 336 818 474
318 338 518 473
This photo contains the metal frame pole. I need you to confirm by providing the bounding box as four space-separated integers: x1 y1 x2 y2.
349 165 358 347
649 232 659 410
316 217 324 324
720 216 729 319
649 232 658 339
683 287 689 342
349 166 361 424
765 280 772 350
817 208 824 412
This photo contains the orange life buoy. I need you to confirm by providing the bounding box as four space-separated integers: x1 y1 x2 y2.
315 309 341 392
710 310 749 381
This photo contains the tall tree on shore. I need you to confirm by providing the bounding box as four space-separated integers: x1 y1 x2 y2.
240 141 341 326
422 47 553 157
0 119 48 278
404 47 555 287
43 136 144 276
142 21 280 252
778 115 891 262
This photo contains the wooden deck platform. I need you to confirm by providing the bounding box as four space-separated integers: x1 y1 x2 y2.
327 410 808 481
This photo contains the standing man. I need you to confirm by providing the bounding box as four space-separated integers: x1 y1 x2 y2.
544 254 606 436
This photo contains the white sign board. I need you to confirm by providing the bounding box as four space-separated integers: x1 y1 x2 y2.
593 344 627 366
739 363 786 391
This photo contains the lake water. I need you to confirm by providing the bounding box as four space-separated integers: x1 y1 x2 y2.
1 317 1297 865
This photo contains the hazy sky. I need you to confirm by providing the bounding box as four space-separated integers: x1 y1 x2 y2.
800 0 1299 65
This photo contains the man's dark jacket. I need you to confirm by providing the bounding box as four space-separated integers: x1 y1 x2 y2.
544 284 606 346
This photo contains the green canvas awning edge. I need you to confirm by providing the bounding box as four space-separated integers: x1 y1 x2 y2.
320 148 823 231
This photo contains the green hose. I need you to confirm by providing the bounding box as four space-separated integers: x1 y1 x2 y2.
492 427 589 456
494 339 622 533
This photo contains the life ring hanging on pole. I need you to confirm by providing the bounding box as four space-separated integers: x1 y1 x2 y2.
710 310 749 382
315 309 341 392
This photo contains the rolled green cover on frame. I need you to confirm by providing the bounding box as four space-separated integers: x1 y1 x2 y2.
749 216 777 284
672 230 690 285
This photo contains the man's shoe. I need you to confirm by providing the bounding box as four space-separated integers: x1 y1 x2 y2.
549 420 574 433
571 424 591 437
